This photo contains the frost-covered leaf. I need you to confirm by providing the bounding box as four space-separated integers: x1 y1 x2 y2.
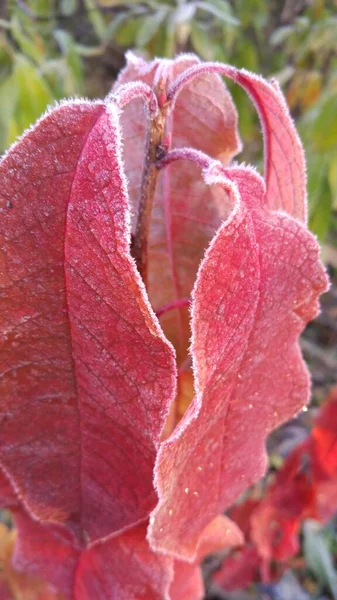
168 62 308 222
0 470 174 600
114 52 241 365
149 164 328 560
0 99 176 544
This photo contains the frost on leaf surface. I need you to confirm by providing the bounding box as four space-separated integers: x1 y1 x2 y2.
149 165 328 560
114 52 241 365
0 100 176 544
0 52 329 600
168 62 307 222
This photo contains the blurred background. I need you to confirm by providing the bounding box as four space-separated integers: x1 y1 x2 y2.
0 1 336 599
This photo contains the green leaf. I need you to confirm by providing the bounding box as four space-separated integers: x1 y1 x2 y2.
0 19 10 30
28 0 52 17
60 0 78 16
172 3 196 25
53 29 73 54
303 520 337 599
115 18 139 47
310 93 337 152
102 12 130 42
150 22 169 57
234 0 266 27
309 183 332 241
136 7 169 47
0 74 17 121
190 23 216 61
12 54 54 136
270 25 295 46
193 1 240 26
50 31 84 95
74 44 104 57
307 153 328 214
10 17 45 65
328 151 337 210
6 118 21 150
163 14 176 58
233 37 259 72
0 75 18 151
83 0 106 40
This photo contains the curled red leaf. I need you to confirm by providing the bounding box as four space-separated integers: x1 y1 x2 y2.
168 62 307 222
113 52 241 366
149 164 328 560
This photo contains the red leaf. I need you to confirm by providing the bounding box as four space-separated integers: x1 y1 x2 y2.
309 386 337 521
168 63 307 222
213 546 260 592
12 512 78 597
222 387 337 585
0 470 17 509
0 100 176 544
0 578 12 600
149 165 328 560
251 495 304 568
195 515 243 560
114 52 240 211
169 514 243 600
169 562 204 600
74 525 173 600
12 511 173 600
229 498 261 540
0 469 174 600
0 520 64 600
311 387 337 479
232 71 307 222
1 467 243 599
114 53 241 365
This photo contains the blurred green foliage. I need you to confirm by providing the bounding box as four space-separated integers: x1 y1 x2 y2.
0 0 336 240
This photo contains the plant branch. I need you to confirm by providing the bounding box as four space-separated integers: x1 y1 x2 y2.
131 87 169 287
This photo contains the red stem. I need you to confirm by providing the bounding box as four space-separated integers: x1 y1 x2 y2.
155 298 191 319
156 147 214 171
167 62 238 105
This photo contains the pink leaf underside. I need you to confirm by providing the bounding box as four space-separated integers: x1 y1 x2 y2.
149 165 328 561
114 53 241 365
233 70 307 223
0 100 176 544
169 62 307 223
